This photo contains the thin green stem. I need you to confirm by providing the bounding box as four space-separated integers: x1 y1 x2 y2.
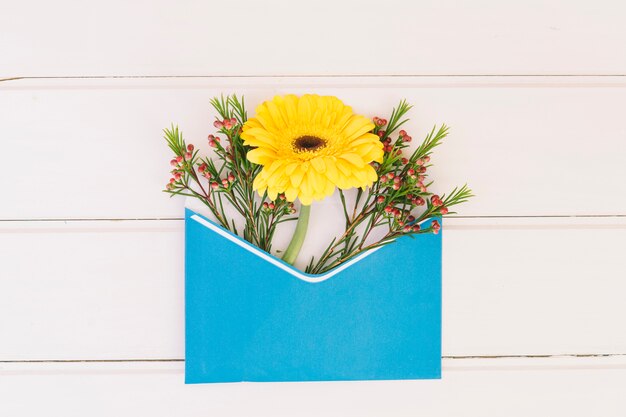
281 204 311 265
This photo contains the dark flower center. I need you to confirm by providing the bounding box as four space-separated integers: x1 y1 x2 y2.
293 135 327 152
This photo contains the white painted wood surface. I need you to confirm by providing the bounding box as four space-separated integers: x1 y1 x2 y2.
3 0 626 77
3 77 626 219
2 357 626 416
2 1 626 414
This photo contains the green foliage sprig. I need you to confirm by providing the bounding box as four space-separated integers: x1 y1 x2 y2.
164 95 296 253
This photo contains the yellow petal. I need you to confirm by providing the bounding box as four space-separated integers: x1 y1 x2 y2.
310 157 326 173
247 148 277 165
340 153 365 167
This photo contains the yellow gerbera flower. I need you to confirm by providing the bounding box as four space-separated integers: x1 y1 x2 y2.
241 94 384 206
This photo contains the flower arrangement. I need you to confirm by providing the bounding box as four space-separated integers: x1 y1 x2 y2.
164 94 472 274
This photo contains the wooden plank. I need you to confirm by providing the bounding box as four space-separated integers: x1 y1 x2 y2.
3 1 626 77
1 216 624 359
1 356 625 416
2 76 626 219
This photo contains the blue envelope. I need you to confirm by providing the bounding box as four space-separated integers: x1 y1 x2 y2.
185 208 442 383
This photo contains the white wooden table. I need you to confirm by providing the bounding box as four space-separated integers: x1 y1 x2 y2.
2 1 626 415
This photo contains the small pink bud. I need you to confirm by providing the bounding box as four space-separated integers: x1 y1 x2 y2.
169 178 175 184
230 118 237 125
209 140 217 148
419 166 427 173
384 206 393 213
221 179 229 187
403 225 411 233
401 158 408 164
393 177 401 184
412 225 420 232
208 134 215 140
373 116 380 123
176 156 183 163
268 202 275 210
213 120 223 128
423 156 431 163
398 130 407 136
393 183 401 190
420 185 427 193
170 159 178 166
402 135 412 143
377 130 386 138
415 158 424 165
418 175 425 182
415 197 425 206
376 195 385 204
262 202 269 209
184 152 192 160
173 172 182 180
407 194 414 200
210 182 219 189
187 144 194 152
227 173 235 182
407 215 415 222
223 120 233 129
198 164 207 173
408 168 415 175
279 194 286 201
440 207 449 215
384 146 393 152
387 172 395 180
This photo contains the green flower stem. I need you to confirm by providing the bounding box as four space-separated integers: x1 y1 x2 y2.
281 204 311 265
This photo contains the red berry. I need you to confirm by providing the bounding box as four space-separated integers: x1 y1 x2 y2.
198 164 206 173
262 202 269 209
173 172 182 180
412 225 420 232
423 156 431 163
415 197 425 206
377 195 385 203
403 225 411 232
268 202 275 210
227 173 235 182
279 194 286 201
209 140 217 148
221 179 229 187
169 178 175 184
398 130 407 136
401 158 408 164
402 135 412 143
176 156 183 163
408 168 415 175
440 207 449 215
170 159 178 166
384 206 393 213
377 130 386 138
210 182 219 189
213 120 223 128
187 144 194 151
393 183 401 190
